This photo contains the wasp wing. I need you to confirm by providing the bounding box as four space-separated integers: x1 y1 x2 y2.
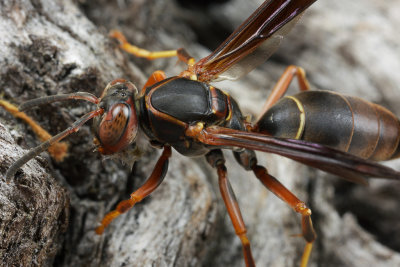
198 126 400 184
194 0 317 82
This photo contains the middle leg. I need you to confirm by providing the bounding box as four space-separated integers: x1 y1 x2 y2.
206 149 256 267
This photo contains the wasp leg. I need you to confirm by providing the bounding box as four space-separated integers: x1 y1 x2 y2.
109 30 196 74
176 48 196 67
252 164 316 267
110 30 178 60
109 30 198 80
206 149 256 267
175 47 199 80
0 99 69 162
233 148 316 267
95 145 171 234
256 65 310 124
140 70 167 95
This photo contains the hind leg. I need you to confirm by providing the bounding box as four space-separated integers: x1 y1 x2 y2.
256 65 311 124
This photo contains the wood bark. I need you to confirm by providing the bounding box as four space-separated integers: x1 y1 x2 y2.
0 0 399 266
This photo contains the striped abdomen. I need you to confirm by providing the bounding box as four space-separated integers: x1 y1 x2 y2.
257 91 400 161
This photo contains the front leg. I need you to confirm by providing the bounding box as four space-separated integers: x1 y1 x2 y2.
110 30 178 60
0 99 69 163
96 145 171 234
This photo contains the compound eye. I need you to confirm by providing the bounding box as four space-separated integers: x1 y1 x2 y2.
98 103 138 153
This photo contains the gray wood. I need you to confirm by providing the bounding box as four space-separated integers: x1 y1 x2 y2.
0 0 399 266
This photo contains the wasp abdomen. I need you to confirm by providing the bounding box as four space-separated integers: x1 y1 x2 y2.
257 91 400 161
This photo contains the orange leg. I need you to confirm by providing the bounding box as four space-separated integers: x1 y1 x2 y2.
206 150 255 267
176 48 198 80
110 30 178 60
256 65 310 123
0 99 69 162
110 30 195 64
176 48 196 66
252 165 316 267
95 145 172 234
110 29 201 82
110 30 199 80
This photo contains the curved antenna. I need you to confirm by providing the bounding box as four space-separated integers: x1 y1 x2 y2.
19 92 99 111
5 108 104 182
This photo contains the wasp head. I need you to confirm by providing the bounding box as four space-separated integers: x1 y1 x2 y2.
94 79 139 156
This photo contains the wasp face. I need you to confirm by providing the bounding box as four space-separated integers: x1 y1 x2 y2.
94 79 139 155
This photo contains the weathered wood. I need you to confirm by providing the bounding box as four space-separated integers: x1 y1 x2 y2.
0 122 69 266
0 0 399 267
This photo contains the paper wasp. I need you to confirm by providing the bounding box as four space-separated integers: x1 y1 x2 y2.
3 0 400 266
